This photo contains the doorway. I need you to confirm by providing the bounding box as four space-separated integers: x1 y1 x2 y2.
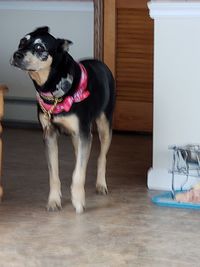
94 0 153 132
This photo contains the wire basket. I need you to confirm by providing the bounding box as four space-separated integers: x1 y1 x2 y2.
169 144 200 197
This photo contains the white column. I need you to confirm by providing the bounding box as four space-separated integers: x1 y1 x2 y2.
147 0 200 190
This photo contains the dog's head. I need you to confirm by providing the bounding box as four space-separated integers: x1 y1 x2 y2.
11 26 73 72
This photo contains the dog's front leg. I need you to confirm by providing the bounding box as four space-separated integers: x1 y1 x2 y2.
45 128 62 211
71 134 92 213
39 114 62 211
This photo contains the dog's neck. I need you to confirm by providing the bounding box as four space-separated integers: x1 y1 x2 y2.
28 68 51 86
28 57 81 96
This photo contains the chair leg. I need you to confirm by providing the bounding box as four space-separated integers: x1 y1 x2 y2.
0 119 3 201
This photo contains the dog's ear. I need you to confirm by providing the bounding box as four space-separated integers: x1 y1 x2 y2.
33 26 49 35
57 38 73 52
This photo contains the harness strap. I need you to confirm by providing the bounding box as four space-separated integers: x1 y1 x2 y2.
37 63 90 116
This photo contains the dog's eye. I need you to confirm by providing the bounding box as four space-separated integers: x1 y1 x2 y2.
34 44 45 53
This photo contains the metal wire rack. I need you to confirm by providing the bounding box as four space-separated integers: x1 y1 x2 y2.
169 144 200 197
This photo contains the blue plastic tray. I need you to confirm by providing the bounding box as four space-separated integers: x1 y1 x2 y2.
152 191 200 210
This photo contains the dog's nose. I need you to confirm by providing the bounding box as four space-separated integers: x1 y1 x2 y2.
13 51 24 60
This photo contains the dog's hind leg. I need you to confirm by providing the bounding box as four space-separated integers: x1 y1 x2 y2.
71 133 92 213
39 114 62 211
96 113 112 195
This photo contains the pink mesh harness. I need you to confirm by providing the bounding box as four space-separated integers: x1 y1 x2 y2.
37 63 90 115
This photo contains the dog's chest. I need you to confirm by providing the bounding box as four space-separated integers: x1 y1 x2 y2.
53 114 79 134
39 113 79 135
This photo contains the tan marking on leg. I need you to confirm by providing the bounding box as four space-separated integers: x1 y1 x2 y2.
71 135 92 213
96 113 112 195
39 112 50 130
71 134 79 159
54 114 91 213
39 113 61 211
41 113 91 213
53 114 79 135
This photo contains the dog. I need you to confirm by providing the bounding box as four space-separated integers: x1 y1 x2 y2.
11 27 115 213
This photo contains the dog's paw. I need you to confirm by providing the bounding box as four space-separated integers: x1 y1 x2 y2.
47 192 62 212
47 201 62 212
74 202 85 214
71 186 85 214
96 184 108 195
72 197 85 214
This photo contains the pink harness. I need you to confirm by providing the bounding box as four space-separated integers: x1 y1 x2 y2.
37 63 90 115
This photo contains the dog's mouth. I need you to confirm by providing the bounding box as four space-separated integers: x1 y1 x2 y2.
10 58 23 69
10 56 36 72
11 50 53 73
10 54 26 70
10 51 33 71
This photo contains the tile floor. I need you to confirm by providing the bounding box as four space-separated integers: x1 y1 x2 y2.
0 128 199 267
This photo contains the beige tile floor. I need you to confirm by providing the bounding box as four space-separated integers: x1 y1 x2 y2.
0 128 200 267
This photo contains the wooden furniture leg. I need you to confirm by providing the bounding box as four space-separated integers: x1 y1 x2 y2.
0 85 8 201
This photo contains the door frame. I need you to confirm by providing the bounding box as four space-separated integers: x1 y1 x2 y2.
93 0 103 61
93 0 116 77
93 0 153 132
93 0 149 74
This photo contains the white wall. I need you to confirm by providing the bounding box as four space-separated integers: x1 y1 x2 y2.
148 1 200 190
0 1 94 123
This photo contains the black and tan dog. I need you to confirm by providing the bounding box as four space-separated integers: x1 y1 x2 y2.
11 27 115 213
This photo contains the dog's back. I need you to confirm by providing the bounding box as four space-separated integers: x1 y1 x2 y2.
73 59 115 132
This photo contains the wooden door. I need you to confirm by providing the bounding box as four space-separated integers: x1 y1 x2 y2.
103 0 153 132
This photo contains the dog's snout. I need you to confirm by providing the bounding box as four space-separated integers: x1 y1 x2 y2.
14 51 24 60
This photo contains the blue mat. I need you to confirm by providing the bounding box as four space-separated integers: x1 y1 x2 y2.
152 191 200 210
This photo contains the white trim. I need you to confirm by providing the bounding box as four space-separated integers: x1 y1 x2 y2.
0 1 93 12
148 1 200 19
